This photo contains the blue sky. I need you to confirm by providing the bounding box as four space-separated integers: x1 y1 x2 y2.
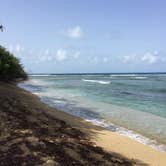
0 0 166 73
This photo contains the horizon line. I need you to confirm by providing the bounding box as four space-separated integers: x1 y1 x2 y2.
28 72 166 75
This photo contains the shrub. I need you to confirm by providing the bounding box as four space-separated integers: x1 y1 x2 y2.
0 45 27 81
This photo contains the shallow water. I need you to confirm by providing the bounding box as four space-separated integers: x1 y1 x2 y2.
19 73 166 152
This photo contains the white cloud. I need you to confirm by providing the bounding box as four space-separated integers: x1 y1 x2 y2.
40 54 52 62
103 57 110 63
15 43 24 53
7 43 24 53
122 55 131 63
25 49 53 63
88 56 111 64
33 49 81 63
93 57 98 64
121 51 164 64
121 54 137 63
8 44 13 52
45 49 49 55
89 56 99 64
72 51 80 59
40 55 48 61
141 52 158 64
56 49 67 62
67 26 82 38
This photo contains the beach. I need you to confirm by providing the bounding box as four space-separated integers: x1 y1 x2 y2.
0 82 165 165
0 82 137 166
1 0 166 165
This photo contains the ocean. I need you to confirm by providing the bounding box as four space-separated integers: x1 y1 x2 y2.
18 73 166 152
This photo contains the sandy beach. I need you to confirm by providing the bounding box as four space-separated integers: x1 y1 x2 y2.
0 82 166 165
46 99 166 166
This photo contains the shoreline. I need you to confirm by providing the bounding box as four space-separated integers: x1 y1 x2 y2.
41 96 166 152
0 82 137 165
40 96 166 153
39 99 166 166
20 83 166 166
18 83 166 165
0 82 166 165
19 81 166 153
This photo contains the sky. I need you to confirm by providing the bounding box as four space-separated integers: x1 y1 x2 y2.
0 0 166 73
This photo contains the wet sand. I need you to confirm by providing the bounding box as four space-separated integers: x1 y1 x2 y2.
0 82 165 165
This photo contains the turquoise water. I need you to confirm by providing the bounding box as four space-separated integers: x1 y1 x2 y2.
19 73 166 151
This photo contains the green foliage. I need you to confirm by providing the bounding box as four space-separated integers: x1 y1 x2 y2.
0 45 27 81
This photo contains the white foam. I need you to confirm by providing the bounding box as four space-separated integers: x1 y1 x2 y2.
82 79 111 84
110 74 136 77
85 119 110 128
24 79 46 85
134 76 147 79
29 74 52 77
85 118 166 152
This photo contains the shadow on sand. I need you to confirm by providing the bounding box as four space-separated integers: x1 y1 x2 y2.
0 82 147 166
